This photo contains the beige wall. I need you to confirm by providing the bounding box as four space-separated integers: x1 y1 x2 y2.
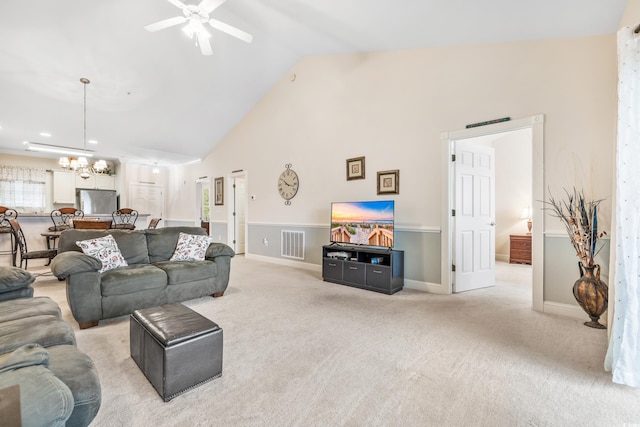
180 34 616 234
1 153 60 170
620 0 640 27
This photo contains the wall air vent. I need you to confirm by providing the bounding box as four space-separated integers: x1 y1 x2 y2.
281 230 305 260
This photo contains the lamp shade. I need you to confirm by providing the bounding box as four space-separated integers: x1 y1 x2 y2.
59 157 70 168
520 207 532 220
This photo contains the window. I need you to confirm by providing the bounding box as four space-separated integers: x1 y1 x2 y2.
0 166 47 212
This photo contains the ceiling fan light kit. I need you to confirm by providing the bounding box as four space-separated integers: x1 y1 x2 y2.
145 0 253 56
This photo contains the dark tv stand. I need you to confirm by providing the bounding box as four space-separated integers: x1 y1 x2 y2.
322 245 404 295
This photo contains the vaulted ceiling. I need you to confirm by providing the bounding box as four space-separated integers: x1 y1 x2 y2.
0 0 627 165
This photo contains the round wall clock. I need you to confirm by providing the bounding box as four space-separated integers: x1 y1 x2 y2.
278 164 299 205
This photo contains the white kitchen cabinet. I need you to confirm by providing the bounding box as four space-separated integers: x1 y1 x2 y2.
96 174 115 190
75 174 115 190
75 173 96 189
52 170 75 204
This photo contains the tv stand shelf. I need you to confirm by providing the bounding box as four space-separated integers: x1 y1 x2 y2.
322 245 404 295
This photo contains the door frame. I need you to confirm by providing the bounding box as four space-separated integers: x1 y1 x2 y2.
195 177 212 231
226 171 248 254
441 114 544 311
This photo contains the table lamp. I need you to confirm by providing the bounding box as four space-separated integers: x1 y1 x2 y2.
520 206 532 234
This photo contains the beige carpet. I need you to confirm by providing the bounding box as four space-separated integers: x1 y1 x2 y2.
32 258 640 426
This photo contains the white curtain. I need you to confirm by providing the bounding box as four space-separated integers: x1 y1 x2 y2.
605 27 640 387
0 165 47 212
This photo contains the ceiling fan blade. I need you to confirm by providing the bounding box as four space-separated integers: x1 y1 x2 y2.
199 0 227 13
166 0 189 10
197 32 213 55
208 18 253 43
144 16 187 32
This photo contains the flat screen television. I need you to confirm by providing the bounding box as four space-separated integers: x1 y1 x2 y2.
330 200 395 248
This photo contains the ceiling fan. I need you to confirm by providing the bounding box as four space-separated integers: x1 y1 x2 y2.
144 0 253 55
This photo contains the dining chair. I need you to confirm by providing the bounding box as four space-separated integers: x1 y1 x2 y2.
50 207 84 231
112 208 138 230
0 206 18 266
147 218 162 229
9 218 58 269
47 207 84 249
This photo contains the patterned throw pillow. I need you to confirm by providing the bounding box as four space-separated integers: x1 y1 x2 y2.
76 235 128 273
170 232 213 261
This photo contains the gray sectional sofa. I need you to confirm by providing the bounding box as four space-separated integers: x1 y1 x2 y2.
51 226 235 329
0 266 101 426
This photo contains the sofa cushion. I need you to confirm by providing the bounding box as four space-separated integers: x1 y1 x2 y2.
0 266 35 292
146 227 207 263
170 232 213 261
154 260 218 285
58 229 150 265
100 264 167 297
58 229 111 253
0 315 76 354
109 230 150 265
0 296 61 323
76 235 128 273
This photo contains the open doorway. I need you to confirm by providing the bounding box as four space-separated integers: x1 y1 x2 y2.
451 129 532 293
226 172 247 255
441 115 545 311
196 177 211 234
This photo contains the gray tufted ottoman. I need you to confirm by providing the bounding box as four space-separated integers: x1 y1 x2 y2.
130 303 223 401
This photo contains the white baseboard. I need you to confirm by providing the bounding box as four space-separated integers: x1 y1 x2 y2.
496 254 509 263
404 279 448 294
245 253 322 272
244 255 445 293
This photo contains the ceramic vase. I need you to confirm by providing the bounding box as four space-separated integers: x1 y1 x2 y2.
573 262 608 329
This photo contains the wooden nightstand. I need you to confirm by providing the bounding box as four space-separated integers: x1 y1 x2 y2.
509 234 532 265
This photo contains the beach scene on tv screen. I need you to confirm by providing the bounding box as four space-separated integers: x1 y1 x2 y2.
331 201 394 247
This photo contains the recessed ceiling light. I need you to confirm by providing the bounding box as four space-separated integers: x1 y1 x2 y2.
88 139 98 144
40 132 51 137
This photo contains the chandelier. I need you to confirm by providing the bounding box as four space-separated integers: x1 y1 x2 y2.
58 78 107 179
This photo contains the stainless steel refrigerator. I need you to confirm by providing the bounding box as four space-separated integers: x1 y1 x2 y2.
76 189 117 215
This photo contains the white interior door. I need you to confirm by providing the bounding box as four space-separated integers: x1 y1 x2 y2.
234 177 246 254
129 184 163 227
454 141 495 292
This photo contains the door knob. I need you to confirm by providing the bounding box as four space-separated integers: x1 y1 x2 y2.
490 221 496 226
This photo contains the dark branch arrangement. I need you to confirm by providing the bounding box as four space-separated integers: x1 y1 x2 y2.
543 188 607 267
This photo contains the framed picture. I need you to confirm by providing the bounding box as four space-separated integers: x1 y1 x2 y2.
214 177 224 206
346 156 365 181
377 170 399 195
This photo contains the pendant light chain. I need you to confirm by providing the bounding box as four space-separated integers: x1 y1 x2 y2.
83 78 88 153
58 77 107 177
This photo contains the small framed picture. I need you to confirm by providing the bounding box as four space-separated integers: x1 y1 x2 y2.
346 156 365 181
377 170 399 195
214 177 224 206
